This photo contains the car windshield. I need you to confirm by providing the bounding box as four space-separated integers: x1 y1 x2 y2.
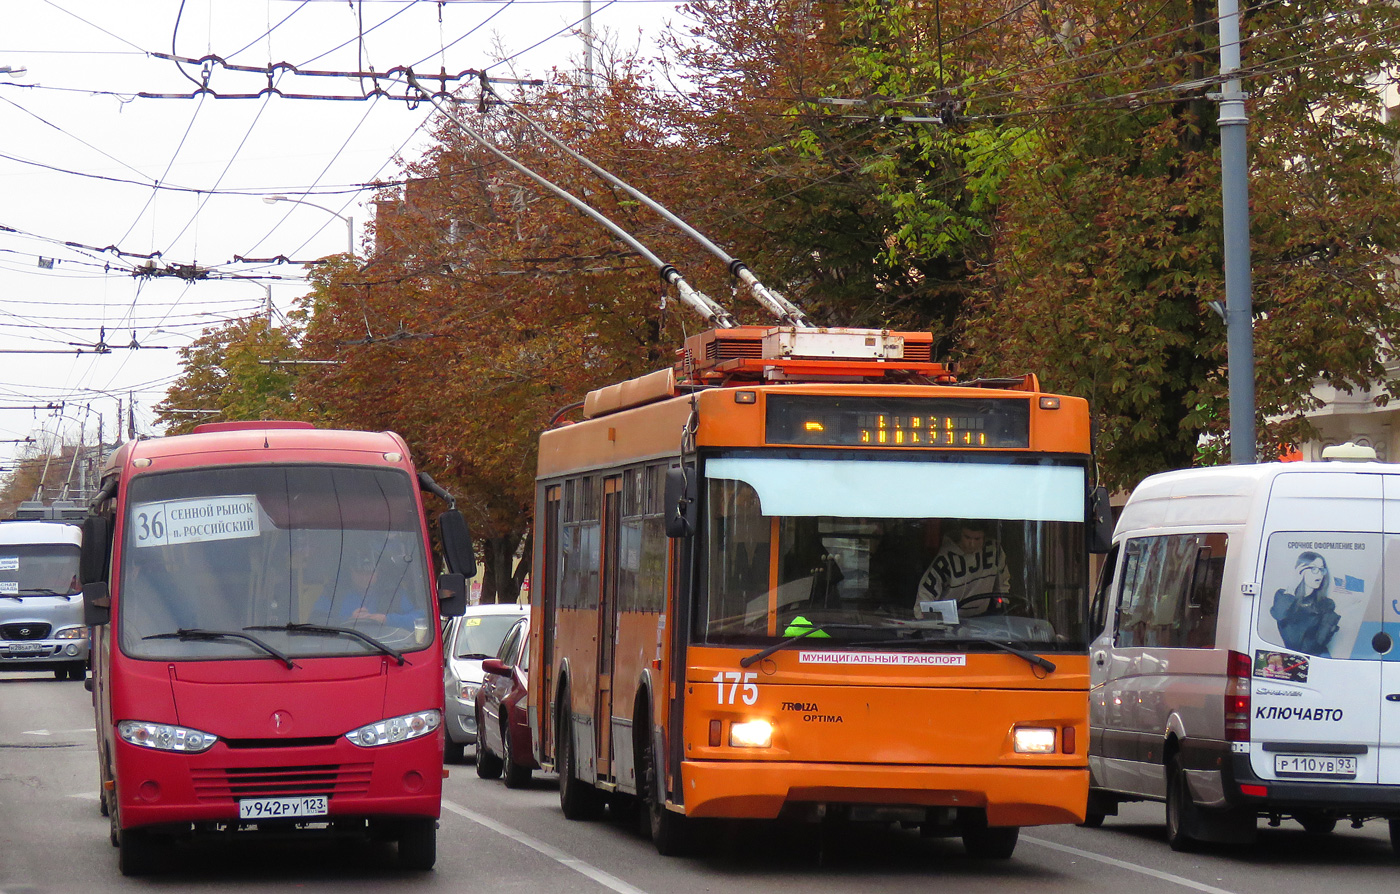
698 454 1090 652
118 465 432 661
0 542 80 597
454 612 525 659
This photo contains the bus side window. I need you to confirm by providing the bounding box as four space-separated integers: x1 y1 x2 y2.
1183 534 1228 649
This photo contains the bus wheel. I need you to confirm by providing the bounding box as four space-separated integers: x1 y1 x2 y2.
557 712 604 820
1165 758 1202 852
502 720 532 789
397 819 437 870
476 740 503 780
640 735 690 856
960 812 1018 859
117 826 161 876
1389 818 1400 853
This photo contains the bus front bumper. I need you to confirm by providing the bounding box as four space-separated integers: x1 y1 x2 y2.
680 760 1087 826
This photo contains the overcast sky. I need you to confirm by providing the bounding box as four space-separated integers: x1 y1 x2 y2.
0 0 684 484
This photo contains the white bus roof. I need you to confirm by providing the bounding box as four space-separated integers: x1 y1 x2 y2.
0 520 83 547
1118 461 1394 533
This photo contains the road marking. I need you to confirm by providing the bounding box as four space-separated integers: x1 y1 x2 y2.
21 728 95 736
1023 836 1239 894
442 799 651 894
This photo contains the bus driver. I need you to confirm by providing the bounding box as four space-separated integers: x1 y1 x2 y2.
914 520 1012 618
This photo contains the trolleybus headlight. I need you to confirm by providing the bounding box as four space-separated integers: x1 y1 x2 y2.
1012 727 1057 754
345 709 442 747
729 719 774 749
54 626 88 640
117 720 218 753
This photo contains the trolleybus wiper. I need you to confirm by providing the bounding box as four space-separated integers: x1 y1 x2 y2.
143 628 295 669
245 623 407 666
903 634 1056 673
738 623 882 668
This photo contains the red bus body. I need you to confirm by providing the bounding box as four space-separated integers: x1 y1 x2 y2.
86 423 451 873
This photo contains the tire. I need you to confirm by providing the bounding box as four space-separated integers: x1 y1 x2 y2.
117 825 161 876
475 739 503 780
1165 758 1200 852
53 668 66 681
639 727 690 856
960 812 1019 859
397 819 437 870
444 738 467 764
501 719 532 789
1079 810 1106 829
1389 817 1400 854
1297 812 1337 835
557 709 604 820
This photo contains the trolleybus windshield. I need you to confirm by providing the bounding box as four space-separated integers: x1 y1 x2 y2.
118 465 432 662
700 454 1089 651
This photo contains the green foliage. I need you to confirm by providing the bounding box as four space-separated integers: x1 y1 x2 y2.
155 316 304 435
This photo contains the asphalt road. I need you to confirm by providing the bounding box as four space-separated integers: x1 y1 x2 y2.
3 672 1398 893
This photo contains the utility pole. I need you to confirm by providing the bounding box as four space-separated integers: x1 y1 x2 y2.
581 0 594 90
1218 0 1255 463
128 392 136 440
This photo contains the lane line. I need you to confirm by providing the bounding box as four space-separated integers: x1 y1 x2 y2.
442 799 651 894
1023 836 1239 894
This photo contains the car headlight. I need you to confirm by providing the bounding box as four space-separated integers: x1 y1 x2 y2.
1013 726 1057 754
345 710 441 747
456 682 479 703
117 720 218 753
729 719 774 749
54 627 88 640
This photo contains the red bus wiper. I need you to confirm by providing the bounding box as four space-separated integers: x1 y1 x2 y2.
246 623 406 666
143 628 295 669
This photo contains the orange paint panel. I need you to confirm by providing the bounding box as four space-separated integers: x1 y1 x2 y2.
679 761 1087 824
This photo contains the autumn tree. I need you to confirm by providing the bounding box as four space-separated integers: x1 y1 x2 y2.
155 315 304 435
959 0 1400 488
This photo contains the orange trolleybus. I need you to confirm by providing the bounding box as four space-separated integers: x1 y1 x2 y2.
80 421 475 875
528 326 1112 858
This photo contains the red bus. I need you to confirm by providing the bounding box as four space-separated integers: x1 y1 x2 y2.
80 421 474 875
529 326 1112 858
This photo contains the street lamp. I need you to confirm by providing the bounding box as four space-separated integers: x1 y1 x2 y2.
263 195 355 256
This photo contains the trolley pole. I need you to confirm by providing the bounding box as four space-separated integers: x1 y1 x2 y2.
1218 0 1255 464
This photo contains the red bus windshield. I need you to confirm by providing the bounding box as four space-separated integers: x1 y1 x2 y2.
117 465 432 662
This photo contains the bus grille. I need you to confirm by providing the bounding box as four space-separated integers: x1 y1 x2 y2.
902 343 932 363
2 623 51 641
191 763 373 802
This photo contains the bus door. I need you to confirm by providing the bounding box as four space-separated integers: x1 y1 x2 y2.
597 476 622 778
539 485 561 764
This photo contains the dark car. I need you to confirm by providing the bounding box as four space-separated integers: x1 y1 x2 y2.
474 616 537 788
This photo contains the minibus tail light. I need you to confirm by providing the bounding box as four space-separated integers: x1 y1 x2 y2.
1225 649 1251 742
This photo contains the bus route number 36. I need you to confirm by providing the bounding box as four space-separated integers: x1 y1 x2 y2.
713 671 758 705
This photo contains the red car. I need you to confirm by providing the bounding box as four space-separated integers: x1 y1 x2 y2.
474 616 537 788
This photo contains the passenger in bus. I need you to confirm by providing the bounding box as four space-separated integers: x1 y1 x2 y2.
914 520 1012 617
312 555 422 630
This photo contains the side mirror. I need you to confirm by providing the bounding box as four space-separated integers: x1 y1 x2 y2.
437 572 467 618
481 657 510 677
1088 486 1114 554
83 581 111 626
79 515 111 585
439 510 477 578
664 464 698 539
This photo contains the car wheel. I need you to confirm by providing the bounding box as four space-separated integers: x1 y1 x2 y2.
960 812 1019 859
475 738 503 779
502 718 532 789
53 668 67 681
557 708 604 820
444 738 467 764
1298 812 1337 835
397 819 437 870
1165 757 1201 852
